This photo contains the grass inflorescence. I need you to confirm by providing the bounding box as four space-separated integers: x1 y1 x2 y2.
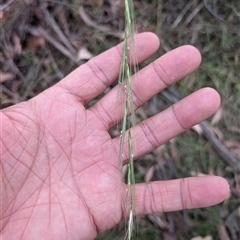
118 0 138 239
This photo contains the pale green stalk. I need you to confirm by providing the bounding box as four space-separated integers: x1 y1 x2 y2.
118 0 138 239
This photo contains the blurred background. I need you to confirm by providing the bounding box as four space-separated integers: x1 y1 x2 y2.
1 0 239 239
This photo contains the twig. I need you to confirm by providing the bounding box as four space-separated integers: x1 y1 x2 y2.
184 2 204 26
203 0 224 21
24 26 76 62
0 84 17 98
171 1 192 29
225 208 240 240
217 224 231 240
161 87 240 174
79 6 124 39
200 122 240 173
0 0 14 11
43 8 76 55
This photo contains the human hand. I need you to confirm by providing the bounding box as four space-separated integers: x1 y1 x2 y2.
0 33 229 240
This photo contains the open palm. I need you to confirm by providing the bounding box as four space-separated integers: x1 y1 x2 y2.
1 33 229 240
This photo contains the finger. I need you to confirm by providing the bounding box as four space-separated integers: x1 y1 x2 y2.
130 176 229 216
112 87 221 161
58 32 160 104
91 45 201 129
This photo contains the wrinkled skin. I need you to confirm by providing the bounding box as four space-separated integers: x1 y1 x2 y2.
0 33 229 240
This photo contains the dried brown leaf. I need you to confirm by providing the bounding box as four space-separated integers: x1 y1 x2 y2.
148 214 169 229
190 171 208 177
0 10 3 19
77 47 94 61
224 140 240 159
169 138 178 162
209 126 224 141
27 36 46 51
224 140 240 149
13 34 22 55
211 107 223 125
109 0 125 8
192 124 203 135
145 166 155 183
163 232 177 240
234 172 240 193
228 126 240 134
191 236 212 240
217 224 231 240
0 71 14 83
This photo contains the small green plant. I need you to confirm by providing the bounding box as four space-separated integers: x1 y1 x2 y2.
118 0 138 239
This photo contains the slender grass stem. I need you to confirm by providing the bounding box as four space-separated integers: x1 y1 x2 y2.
118 0 138 239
